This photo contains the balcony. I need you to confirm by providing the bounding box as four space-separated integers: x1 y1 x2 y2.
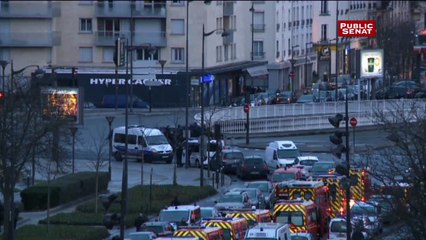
95 31 166 47
223 1 233 16
0 31 60 47
252 52 265 60
0 1 59 18
96 1 166 18
252 24 265 33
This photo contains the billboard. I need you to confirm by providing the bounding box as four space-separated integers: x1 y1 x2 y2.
360 49 384 78
41 87 82 124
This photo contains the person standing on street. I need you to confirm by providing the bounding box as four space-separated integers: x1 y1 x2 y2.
176 125 183 167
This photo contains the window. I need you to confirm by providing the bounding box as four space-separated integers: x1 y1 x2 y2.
320 0 328 14
171 0 183 5
136 48 159 60
321 24 327 41
80 18 92 33
79 47 93 62
254 12 265 31
231 43 236 60
171 48 184 63
216 46 222 62
79 0 93 5
253 41 264 59
224 45 229 61
171 19 184 35
98 19 120 37
103 48 114 62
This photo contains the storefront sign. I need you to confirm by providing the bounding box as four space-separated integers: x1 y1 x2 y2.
89 77 172 86
338 20 377 37
360 49 383 78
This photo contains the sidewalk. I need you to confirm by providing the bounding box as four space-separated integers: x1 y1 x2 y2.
16 161 232 229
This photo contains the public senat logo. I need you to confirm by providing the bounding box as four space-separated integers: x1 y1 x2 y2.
338 20 376 37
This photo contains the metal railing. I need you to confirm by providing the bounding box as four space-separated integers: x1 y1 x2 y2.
195 99 426 134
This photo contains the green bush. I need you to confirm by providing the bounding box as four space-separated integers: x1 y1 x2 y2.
20 172 109 211
0 224 109 240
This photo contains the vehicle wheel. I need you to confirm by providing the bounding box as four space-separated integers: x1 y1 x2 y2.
114 152 122 161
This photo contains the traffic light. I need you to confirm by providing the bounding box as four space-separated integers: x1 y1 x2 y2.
0 91 4 100
328 113 348 159
113 38 125 67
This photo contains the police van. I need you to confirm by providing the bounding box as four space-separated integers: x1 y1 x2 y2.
245 223 290 240
112 125 173 163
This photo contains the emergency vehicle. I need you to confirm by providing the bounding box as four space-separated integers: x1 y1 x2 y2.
223 209 271 226
309 175 347 218
159 205 201 230
203 217 248 240
328 168 371 202
173 226 224 240
273 199 327 238
245 223 291 240
274 180 329 218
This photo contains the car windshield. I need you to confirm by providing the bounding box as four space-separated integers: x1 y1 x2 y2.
277 149 300 158
201 209 214 218
272 173 295 182
146 135 169 145
245 158 264 164
275 211 304 226
219 194 242 203
246 183 269 193
159 210 189 222
351 205 377 216
312 163 334 172
224 152 244 159
142 225 164 234
330 221 347 233
299 160 317 166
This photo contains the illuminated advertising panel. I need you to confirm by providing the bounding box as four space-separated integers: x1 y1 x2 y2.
41 87 80 124
360 49 384 78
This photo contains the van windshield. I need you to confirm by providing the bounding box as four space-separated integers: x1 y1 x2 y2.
277 149 300 158
146 135 169 145
159 210 189 222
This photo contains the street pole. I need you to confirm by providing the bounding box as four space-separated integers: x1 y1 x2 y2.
115 67 118 111
185 0 190 169
120 38 129 240
335 1 339 100
353 125 355 154
70 127 78 174
250 3 254 61
345 86 351 240
105 116 115 180
200 24 206 187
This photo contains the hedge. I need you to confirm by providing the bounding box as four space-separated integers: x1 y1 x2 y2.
20 172 109 211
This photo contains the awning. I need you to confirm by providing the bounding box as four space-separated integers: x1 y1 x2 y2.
245 65 268 77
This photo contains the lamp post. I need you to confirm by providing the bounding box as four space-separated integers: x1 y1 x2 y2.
200 24 228 187
335 1 339 101
305 42 313 88
105 116 115 179
156 60 167 113
0 60 8 92
290 45 299 92
249 3 255 61
69 127 78 174
185 0 191 169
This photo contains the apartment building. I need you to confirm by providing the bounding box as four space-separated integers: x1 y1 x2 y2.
0 0 277 107
273 0 314 92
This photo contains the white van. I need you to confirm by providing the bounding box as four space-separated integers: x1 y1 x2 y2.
265 141 301 170
245 223 290 240
112 125 173 163
328 218 347 240
182 137 225 168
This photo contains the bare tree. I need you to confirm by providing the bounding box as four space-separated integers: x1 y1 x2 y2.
84 127 108 213
367 100 426 239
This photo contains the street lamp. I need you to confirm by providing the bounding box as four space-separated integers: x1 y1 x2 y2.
0 60 8 92
305 42 313 88
105 116 115 180
69 126 78 174
185 0 191 169
200 24 228 187
249 3 255 61
290 45 300 92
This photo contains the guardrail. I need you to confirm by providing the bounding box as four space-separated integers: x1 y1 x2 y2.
195 99 426 134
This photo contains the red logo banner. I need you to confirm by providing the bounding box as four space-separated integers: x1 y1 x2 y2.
338 20 377 37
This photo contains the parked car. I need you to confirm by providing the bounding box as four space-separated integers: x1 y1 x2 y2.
214 191 252 211
296 94 314 104
293 156 319 178
270 167 305 186
269 91 297 104
351 201 383 237
309 161 335 177
209 148 244 173
141 221 174 237
245 181 275 209
229 187 265 209
236 156 269 180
